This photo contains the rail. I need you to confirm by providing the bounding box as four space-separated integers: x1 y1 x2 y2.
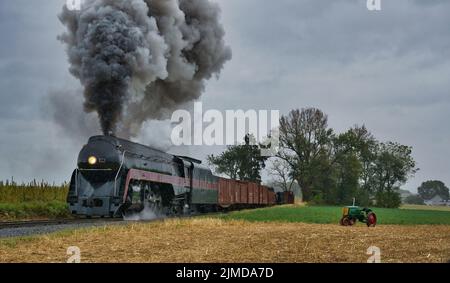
0 211 225 230
0 218 123 230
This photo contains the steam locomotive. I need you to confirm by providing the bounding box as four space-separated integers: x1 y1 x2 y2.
67 135 294 218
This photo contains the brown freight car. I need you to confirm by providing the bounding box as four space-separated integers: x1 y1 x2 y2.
239 181 248 203
284 191 295 204
218 177 276 208
218 178 231 206
248 182 256 204
268 190 276 204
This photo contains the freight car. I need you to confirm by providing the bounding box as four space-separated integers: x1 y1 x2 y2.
67 135 291 218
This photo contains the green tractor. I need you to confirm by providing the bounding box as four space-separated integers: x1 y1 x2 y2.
340 201 377 227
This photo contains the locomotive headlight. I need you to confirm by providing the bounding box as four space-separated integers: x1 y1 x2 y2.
88 156 97 165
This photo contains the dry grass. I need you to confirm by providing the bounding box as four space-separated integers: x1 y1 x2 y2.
401 204 450 212
1 218 449 263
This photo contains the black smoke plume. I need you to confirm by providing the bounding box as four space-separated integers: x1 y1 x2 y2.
58 0 231 137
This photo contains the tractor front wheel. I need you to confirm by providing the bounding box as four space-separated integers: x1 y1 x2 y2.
366 212 377 227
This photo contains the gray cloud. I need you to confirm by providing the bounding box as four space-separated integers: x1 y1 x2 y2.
58 0 231 137
202 0 450 192
0 0 449 193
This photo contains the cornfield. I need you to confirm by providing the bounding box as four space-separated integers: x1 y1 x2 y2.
0 179 68 204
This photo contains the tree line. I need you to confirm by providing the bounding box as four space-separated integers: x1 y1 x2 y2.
208 108 419 208
404 180 450 205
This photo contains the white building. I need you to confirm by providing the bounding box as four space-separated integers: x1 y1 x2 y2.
424 195 449 206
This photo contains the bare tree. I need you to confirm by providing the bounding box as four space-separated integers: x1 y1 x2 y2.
268 158 295 192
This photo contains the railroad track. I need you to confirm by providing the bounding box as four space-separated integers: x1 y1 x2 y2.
0 212 223 230
0 218 123 230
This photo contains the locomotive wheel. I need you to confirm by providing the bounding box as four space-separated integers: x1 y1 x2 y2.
366 212 377 227
147 190 163 213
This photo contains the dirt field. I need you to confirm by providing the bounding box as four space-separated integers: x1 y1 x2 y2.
1 218 449 263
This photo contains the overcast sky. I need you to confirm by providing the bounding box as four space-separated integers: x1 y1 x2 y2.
0 0 449 193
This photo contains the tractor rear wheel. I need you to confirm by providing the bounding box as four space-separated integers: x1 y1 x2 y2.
341 216 351 226
348 218 356 226
367 212 377 227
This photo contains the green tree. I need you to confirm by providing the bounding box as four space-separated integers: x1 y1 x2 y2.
404 194 425 205
278 108 334 202
417 180 450 201
276 108 417 208
207 135 268 183
330 152 362 205
347 126 378 194
323 125 375 206
375 189 402 208
369 142 418 208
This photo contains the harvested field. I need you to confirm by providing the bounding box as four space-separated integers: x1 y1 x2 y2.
1 218 449 263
